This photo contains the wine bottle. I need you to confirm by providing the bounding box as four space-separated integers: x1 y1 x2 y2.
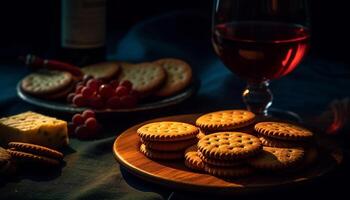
60 0 106 66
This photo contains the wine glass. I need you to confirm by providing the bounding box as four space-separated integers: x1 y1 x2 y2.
212 0 310 118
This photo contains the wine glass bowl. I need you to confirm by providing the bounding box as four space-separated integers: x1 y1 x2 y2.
212 0 310 116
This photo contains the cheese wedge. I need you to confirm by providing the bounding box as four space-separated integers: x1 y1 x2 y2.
0 111 69 149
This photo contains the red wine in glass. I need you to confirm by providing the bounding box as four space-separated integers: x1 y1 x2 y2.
213 21 310 82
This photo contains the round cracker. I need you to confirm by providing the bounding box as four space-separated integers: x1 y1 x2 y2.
139 144 183 160
137 121 199 142
118 62 166 95
197 151 244 167
249 146 304 170
204 164 254 177
82 62 120 80
141 138 197 151
21 70 73 96
197 132 262 160
184 145 205 171
258 136 305 148
255 122 313 141
196 110 255 132
154 58 192 97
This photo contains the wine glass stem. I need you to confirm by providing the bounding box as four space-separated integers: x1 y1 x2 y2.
242 81 273 116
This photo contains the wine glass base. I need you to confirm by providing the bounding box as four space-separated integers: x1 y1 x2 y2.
262 108 303 123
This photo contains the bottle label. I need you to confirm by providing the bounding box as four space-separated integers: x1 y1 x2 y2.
61 0 106 49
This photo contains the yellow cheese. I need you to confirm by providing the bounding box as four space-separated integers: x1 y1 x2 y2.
0 111 69 148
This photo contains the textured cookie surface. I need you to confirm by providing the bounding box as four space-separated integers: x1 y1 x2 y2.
118 62 166 95
259 136 304 148
197 151 244 167
197 132 262 160
196 110 255 132
21 70 73 95
82 62 120 80
249 146 304 170
7 149 60 166
184 145 205 171
138 121 198 142
8 142 63 160
139 144 183 160
255 122 313 141
141 138 197 151
204 164 254 177
154 58 192 97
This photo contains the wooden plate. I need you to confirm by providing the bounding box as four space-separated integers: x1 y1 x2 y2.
17 80 199 114
113 114 342 194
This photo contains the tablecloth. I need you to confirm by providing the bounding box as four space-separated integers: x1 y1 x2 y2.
1 11 350 200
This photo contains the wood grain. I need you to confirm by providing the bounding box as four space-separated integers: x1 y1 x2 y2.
113 114 340 194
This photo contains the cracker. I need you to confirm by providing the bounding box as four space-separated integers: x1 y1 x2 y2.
138 121 199 142
249 146 304 170
197 132 262 160
141 138 197 151
196 131 206 140
139 144 183 160
204 164 254 177
154 58 192 97
255 122 313 141
118 62 166 95
184 145 205 171
21 70 73 96
8 142 63 160
259 136 304 148
196 110 255 132
197 151 244 167
82 62 120 80
7 149 60 166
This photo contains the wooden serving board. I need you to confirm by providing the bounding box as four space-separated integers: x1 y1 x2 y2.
113 114 341 194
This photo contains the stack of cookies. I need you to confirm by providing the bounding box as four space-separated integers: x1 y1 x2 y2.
137 121 199 160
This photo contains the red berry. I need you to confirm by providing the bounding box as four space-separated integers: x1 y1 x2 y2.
89 95 104 109
83 74 94 83
82 109 95 119
85 117 98 130
72 114 84 125
75 85 84 94
120 80 133 90
106 96 121 109
99 84 114 99
115 86 129 97
73 94 88 107
81 86 94 98
120 95 137 108
66 93 75 103
75 125 91 140
87 79 100 91
110 80 120 88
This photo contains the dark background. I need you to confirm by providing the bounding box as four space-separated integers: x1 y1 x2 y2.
0 0 349 63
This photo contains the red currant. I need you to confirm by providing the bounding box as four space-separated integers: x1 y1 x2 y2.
66 93 75 103
73 94 88 107
120 80 133 90
72 114 84 125
83 74 94 83
82 109 95 119
75 125 91 140
99 84 114 99
89 95 104 109
87 79 100 91
81 86 94 98
85 117 98 130
106 96 121 109
115 86 129 97
75 85 84 94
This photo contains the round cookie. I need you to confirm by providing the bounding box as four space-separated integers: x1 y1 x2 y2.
82 62 120 80
137 121 199 142
118 62 166 95
184 145 205 171
249 146 305 170
204 164 254 177
21 70 73 96
196 110 255 132
196 131 206 140
255 122 313 141
154 58 192 97
197 151 244 167
197 132 262 160
8 142 64 160
139 144 183 160
259 136 304 148
7 149 60 166
141 138 197 151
